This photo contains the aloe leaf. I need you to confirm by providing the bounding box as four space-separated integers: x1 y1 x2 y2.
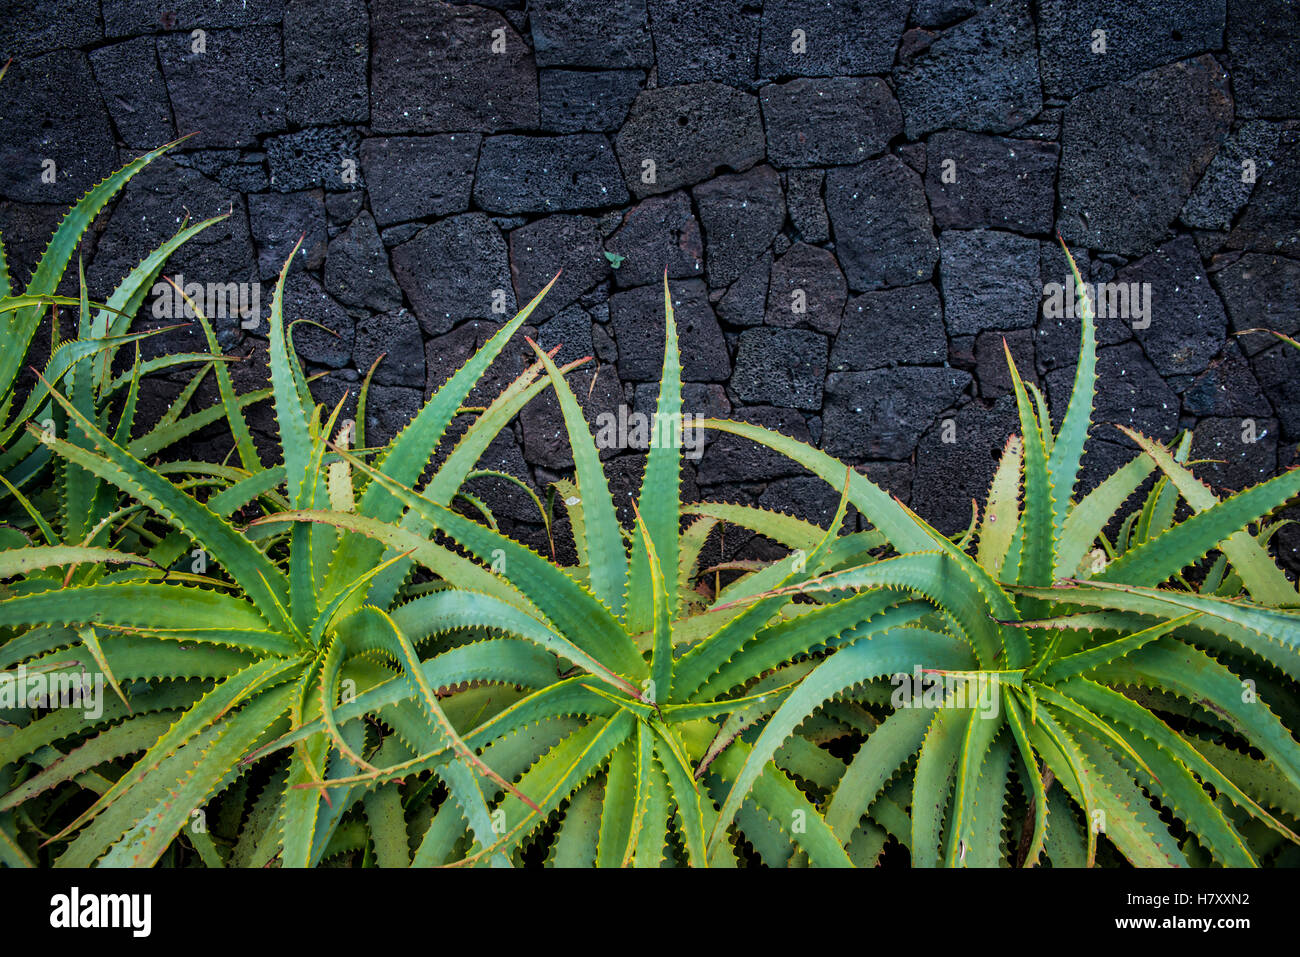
527 338 628 621
1006 340 1053 589
824 705 933 843
0 544 150 578
1045 241 1097 541
709 627 973 849
31 383 294 632
1056 449 1156 578
627 275 682 629
1114 426 1299 605
0 137 190 404
978 435 1022 578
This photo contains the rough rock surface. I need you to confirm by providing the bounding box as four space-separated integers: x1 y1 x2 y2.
894 0 1042 138
391 214 515 335
825 156 938 291
7 0 1298 569
360 136 479 227
475 135 629 213
1057 56 1233 256
760 78 902 168
370 0 538 133
616 84 766 198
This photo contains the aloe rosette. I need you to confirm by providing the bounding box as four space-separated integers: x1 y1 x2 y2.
699 245 1300 866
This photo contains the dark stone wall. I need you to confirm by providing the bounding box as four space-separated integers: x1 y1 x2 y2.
2 1 1298 559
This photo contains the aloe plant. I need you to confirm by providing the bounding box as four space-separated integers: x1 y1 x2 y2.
3 234 1297 867
700 244 1300 866
256 272 983 868
0 139 249 512
0 243 585 866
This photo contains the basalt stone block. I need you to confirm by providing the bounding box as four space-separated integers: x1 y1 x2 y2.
157 28 286 149
248 189 327 278
1183 346 1272 417
1035 243 1131 372
1191 416 1279 493
0 52 118 204
475 135 629 213
716 252 771 328
461 433 539 525
530 0 654 68
324 211 403 313
1213 253 1300 355
694 166 786 288
604 191 704 288
425 319 534 409
266 128 362 192
894 0 1042 138
1224 130 1300 259
910 393 1018 534
1227 0 1300 117
786 170 830 244
371 0 538 133
696 406 813 484
284 272 354 369
765 243 847 335
89 38 175 150
831 284 947 371
509 214 610 320
352 310 426 387
0 203 67 292
1 0 99 57
825 156 938 291
924 131 1058 234
539 70 644 132
648 0 760 86
1048 341 1180 441
940 230 1040 335
360 135 480 227
174 150 270 192
284 0 369 125
520 366 625 467
87 158 257 311
822 366 972 459
760 78 902 168
610 280 729 382
1181 121 1282 231
326 192 365 225
537 304 596 366
759 0 909 76
1037 0 1226 97
392 214 515 335
382 225 423 247
910 0 981 27
1117 236 1227 377
361 384 423 449
732 327 828 409
1251 343 1300 440
974 328 1037 398
616 84 765 198
103 0 284 36
1057 56 1233 257
759 476 857 529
